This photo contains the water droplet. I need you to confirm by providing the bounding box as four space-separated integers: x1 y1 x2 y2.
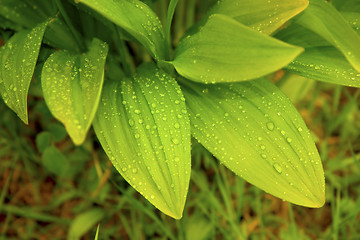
266 122 274 131
174 123 180 129
286 138 292 143
172 138 180 145
273 163 282 173
128 119 135 126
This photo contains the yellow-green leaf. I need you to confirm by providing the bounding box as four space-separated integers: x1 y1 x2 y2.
0 20 48 124
210 0 309 34
41 38 108 145
181 78 325 208
93 64 191 219
173 14 303 83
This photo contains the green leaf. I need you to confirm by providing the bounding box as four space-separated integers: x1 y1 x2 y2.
0 20 48 124
36 131 53 153
295 0 360 72
41 38 108 145
180 78 325 208
0 0 53 29
286 47 360 87
342 12 360 35
68 208 105 240
76 0 166 60
210 0 309 35
42 146 69 176
93 63 191 219
173 14 303 84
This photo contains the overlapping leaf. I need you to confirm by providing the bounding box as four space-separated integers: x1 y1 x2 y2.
41 38 108 145
93 64 191 219
0 20 48 124
210 0 309 35
295 0 360 72
180 78 325 207
286 47 360 87
173 14 303 83
76 0 166 60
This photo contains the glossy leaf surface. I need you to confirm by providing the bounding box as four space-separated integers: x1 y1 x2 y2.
210 0 309 34
173 14 303 83
93 64 191 219
286 47 360 87
76 0 166 60
181 78 325 207
42 38 108 145
295 0 360 72
0 21 48 124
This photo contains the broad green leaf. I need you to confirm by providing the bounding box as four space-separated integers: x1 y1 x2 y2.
68 208 105 240
180 78 325 207
173 14 303 83
42 146 69 176
41 38 108 145
210 0 309 35
76 0 166 60
286 47 360 87
295 0 360 72
0 20 48 124
342 12 360 35
93 63 191 219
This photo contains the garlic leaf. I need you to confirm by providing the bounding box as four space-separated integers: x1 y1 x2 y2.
0 20 48 124
41 38 108 145
93 63 191 219
181 78 325 208
173 14 303 83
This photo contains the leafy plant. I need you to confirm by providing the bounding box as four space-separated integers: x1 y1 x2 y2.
1 0 359 219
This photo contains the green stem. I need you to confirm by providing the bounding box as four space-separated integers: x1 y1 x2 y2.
185 0 196 29
173 0 185 45
115 27 135 76
165 0 179 60
54 0 85 52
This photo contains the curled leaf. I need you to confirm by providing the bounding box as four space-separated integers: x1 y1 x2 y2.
42 38 108 145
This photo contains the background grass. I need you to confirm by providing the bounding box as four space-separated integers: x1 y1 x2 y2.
0 74 359 239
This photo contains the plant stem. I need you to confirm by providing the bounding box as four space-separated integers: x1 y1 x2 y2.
165 0 179 60
185 0 196 29
115 27 135 76
54 0 85 52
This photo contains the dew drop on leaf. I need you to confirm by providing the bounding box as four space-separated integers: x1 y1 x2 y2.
273 163 283 174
